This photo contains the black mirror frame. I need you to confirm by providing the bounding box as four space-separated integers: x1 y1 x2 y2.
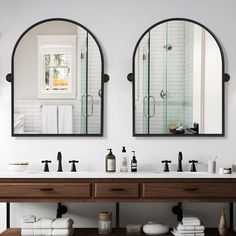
127 18 230 137
6 18 109 137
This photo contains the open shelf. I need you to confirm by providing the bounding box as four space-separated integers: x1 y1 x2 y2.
1 228 236 236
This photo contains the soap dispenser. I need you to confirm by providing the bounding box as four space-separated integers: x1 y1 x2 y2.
131 151 137 172
106 149 116 172
120 146 128 172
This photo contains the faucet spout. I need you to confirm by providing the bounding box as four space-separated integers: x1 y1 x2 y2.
57 151 63 172
177 151 183 172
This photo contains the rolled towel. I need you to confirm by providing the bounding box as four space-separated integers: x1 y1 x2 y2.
52 218 74 229
52 228 74 236
34 218 54 228
34 228 52 236
23 215 36 223
21 228 34 236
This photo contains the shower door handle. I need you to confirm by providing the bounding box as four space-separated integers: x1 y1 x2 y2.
143 96 149 118
149 96 156 117
87 95 94 117
81 95 87 117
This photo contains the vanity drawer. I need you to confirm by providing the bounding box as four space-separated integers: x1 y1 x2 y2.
95 182 140 199
0 183 91 199
142 181 236 200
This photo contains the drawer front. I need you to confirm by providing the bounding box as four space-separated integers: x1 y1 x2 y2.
95 182 140 199
0 183 91 199
142 182 236 200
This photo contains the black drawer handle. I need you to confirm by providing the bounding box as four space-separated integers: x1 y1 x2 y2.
110 188 125 192
40 188 54 191
184 188 198 191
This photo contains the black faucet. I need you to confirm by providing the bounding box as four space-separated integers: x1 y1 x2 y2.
57 151 63 172
177 152 183 172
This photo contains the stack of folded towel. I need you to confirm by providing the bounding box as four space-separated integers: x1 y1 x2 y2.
21 215 74 236
172 216 205 236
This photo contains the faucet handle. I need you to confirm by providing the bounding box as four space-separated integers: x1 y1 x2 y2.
69 160 79 172
161 160 171 172
189 160 198 172
41 160 52 172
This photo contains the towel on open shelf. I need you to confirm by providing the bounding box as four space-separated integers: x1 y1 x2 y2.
171 228 205 236
52 218 74 229
52 228 74 236
177 223 205 231
34 218 54 229
21 228 34 236
22 215 36 223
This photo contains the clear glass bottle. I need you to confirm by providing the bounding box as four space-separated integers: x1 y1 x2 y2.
98 212 112 234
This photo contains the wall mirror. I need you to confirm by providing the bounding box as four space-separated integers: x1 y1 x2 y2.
7 18 109 136
128 18 230 137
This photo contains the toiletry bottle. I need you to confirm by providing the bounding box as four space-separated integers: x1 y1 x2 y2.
106 149 116 172
131 151 137 172
120 146 128 172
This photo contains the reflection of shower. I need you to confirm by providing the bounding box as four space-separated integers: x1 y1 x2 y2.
164 44 173 51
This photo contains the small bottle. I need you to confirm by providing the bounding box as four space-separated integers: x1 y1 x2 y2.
120 146 128 172
131 151 137 172
105 149 116 172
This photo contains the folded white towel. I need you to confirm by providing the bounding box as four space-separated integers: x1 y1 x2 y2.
52 228 74 236
177 223 205 231
172 228 205 236
34 228 52 236
23 215 36 223
182 222 201 226
21 228 34 236
182 216 200 222
52 218 74 229
21 222 36 229
34 218 54 229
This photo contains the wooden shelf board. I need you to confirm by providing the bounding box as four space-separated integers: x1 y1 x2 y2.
1 228 236 236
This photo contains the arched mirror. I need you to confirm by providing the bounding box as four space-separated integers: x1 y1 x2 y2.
128 18 230 136
7 18 109 136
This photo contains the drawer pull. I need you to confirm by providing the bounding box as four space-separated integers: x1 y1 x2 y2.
110 188 125 192
40 188 54 191
184 188 198 191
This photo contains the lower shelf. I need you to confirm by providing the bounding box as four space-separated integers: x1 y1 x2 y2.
1 228 236 236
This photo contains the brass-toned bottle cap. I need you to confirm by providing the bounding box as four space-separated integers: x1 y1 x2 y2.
99 212 112 221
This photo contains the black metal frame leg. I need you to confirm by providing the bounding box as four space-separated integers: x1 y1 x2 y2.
230 202 234 231
116 202 120 230
6 202 10 229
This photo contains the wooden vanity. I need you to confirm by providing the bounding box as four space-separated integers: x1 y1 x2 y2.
0 175 236 235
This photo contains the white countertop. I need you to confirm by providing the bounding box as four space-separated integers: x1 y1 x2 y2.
0 171 236 179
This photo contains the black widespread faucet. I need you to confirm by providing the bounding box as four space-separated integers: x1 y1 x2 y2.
57 151 63 172
177 151 183 172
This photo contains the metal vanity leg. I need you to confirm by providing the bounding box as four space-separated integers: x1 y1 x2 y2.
116 202 120 230
6 202 10 229
229 202 234 231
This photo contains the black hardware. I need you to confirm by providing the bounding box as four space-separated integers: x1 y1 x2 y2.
177 152 183 172
6 73 13 83
8 18 109 137
224 73 230 82
56 202 67 218
127 73 134 82
69 160 79 172
57 152 63 172
230 202 233 230
184 188 198 191
40 188 54 191
129 18 229 137
172 202 183 222
41 160 52 172
103 74 110 83
161 160 171 172
189 160 198 172
111 188 125 191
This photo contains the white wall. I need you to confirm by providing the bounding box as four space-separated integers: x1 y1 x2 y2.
0 0 236 231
